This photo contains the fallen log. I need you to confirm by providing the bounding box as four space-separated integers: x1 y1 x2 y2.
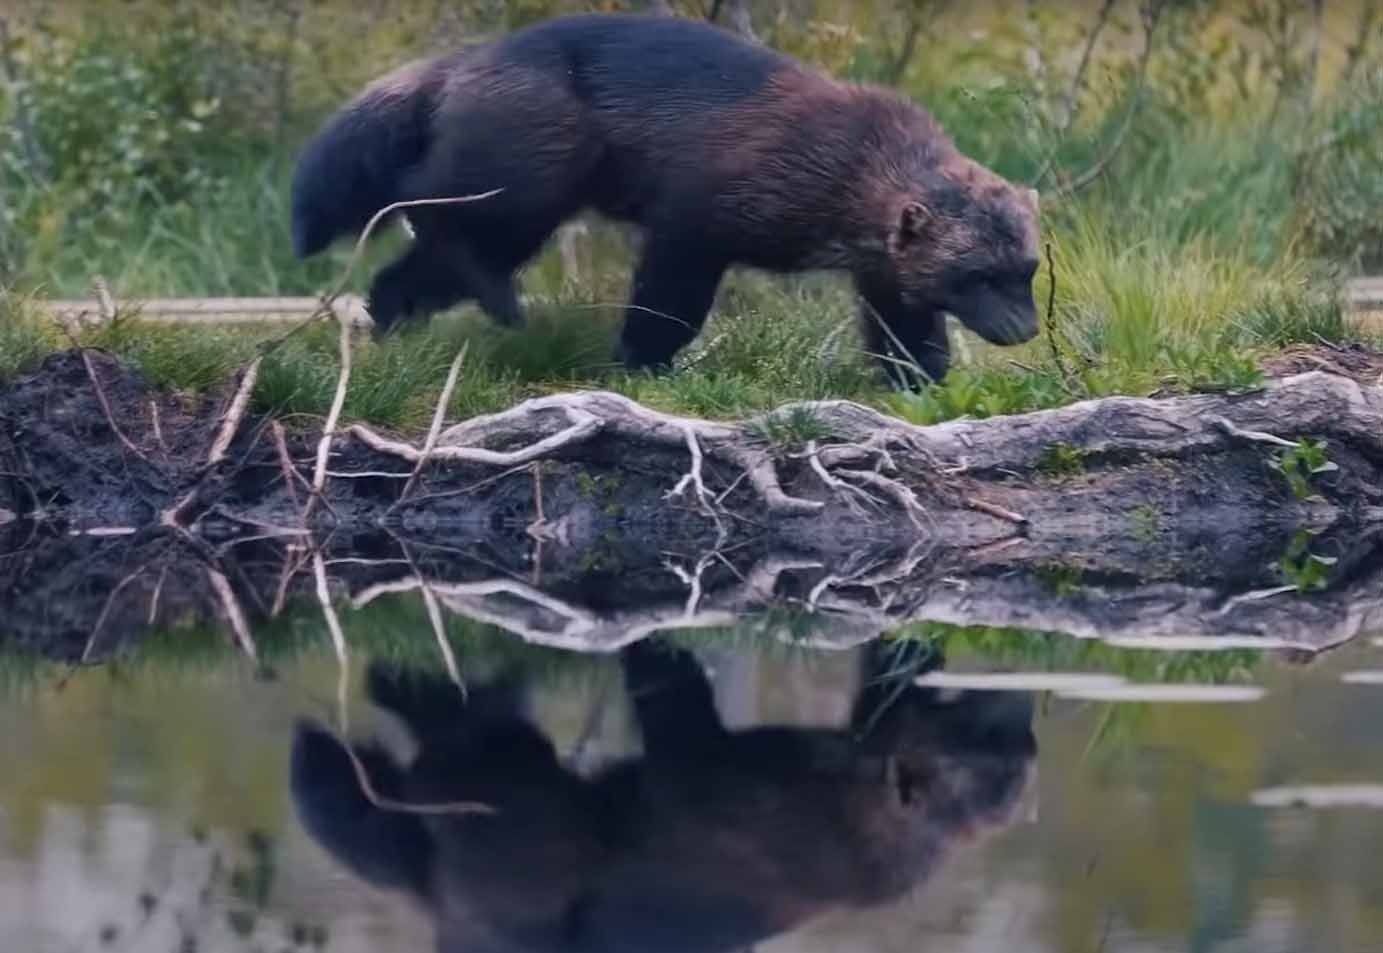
3 348 1383 661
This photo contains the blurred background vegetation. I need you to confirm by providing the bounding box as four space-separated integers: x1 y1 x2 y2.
0 0 1380 424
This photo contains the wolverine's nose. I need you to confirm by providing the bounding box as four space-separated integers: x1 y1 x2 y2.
979 302 1038 345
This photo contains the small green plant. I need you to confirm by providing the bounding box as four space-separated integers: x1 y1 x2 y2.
1274 529 1337 592
1036 442 1087 477
1272 438 1338 501
1161 343 1266 395
1034 563 1085 596
747 404 829 449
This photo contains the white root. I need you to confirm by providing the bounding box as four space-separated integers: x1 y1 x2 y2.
349 390 834 517
313 551 493 817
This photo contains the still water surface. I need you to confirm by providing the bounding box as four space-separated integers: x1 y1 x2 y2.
4 598 1383 953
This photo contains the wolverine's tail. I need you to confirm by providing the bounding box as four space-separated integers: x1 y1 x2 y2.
289 60 439 258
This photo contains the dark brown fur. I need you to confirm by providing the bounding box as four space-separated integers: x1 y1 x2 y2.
290 14 1041 387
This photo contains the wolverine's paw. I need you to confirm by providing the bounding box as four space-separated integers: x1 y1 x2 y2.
613 340 674 375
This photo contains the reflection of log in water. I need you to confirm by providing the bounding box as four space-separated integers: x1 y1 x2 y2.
290 642 1037 953
2 348 1382 660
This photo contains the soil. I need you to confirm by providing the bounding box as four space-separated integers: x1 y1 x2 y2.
1260 342 1383 386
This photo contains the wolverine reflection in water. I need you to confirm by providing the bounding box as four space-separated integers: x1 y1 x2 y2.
290 640 1036 953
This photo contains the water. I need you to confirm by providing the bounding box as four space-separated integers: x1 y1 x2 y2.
4 582 1383 953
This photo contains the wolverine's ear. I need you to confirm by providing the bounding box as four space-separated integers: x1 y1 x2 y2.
898 201 931 245
1026 188 1040 212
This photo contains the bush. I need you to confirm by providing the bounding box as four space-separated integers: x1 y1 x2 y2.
1 15 242 280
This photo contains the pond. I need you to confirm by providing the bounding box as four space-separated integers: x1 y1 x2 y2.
4 565 1383 953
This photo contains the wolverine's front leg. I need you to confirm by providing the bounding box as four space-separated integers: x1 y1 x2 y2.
855 278 950 390
615 237 727 373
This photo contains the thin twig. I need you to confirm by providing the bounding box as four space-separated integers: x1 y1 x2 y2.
207 357 262 466
80 563 148 663
306 315 354 521
1211 417 1299 449
395 537 466 697
1042 242 1080 393
964 497 1030 527
395 341 469 508
147 566 167 626
149 401 168 457
76 348 149 462
312 551 493 816
270 421 303 520
207 567 259 663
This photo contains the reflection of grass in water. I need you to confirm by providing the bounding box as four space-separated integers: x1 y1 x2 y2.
893 621 1263 686
2 595 1266 692
892 620 1268 762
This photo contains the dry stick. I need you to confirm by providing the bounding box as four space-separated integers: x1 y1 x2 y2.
964 497 1030 528
1211 417 1300 449
149 401 168 457
394 537 467 696
76 348 150 462
394 341 469 510
270 421 303 519
206 567 259 663
312 552 494 817
207 357 263 466
255 191 503 358
1042 242 1080 394
147 566 167 626
79 564 149 664
305 315 354 522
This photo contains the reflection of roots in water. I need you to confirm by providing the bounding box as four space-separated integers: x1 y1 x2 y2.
312 550 497 818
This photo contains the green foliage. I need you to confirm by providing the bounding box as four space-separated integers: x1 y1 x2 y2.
746 405 831 449
885 362 1071 425
1036 442 1088 477
895 619 1263 686
1274 528 1338 592
0 294 59 382
1272 437 1338 501
1 15 242 280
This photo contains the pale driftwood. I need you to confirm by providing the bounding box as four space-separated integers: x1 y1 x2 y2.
39 295 375 330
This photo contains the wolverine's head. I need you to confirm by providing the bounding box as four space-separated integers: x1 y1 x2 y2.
888 157 1042 346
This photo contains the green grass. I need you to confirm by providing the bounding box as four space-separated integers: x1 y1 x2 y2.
0 189 1355 435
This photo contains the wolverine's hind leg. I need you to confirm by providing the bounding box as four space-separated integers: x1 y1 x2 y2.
615 237 727 372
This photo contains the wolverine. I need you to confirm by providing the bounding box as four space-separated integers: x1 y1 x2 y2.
290 13 1042 388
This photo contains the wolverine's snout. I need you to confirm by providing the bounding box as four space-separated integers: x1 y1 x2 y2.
948 286 1039 346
